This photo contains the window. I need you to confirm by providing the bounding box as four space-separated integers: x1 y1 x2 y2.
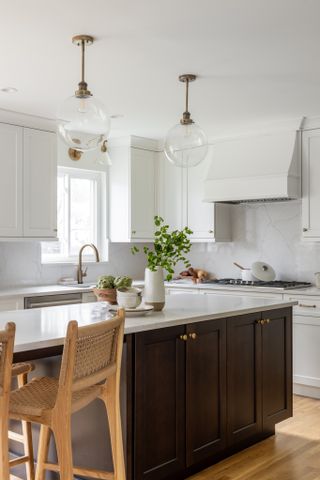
42 167 107 263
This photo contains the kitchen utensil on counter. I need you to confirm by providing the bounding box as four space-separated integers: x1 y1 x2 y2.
314 272 320 288
251 261 276 282
233 262 256 281
117 287 142 309
233 262 246 271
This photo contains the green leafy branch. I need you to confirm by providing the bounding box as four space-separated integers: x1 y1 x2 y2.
131 216 193 281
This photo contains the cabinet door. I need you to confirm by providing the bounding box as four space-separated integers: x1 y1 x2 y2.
262 308 292 431
23 128 57 237
302 130 320 239
0 297 24 311
0 124 23 237
157 152 184 231
134 326 186 480
227 313 262 445
186 155 216 240
130 148 156 239
186 319 226 466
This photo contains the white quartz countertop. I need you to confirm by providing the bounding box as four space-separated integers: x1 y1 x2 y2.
0 295 296 353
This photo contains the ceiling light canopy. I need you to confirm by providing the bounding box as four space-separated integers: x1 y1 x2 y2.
57 35 110 152
164 74 208 168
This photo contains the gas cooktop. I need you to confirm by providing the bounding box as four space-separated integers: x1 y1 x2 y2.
202 279 312 290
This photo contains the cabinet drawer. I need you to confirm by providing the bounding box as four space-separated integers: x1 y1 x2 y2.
285 295 320 315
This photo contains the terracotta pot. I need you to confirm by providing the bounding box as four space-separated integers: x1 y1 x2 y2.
93 288 117 305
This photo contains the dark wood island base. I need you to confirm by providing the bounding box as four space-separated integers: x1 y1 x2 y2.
13 306 292 480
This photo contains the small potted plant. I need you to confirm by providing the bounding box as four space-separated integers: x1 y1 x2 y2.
94 275 133 304
132 216 192 310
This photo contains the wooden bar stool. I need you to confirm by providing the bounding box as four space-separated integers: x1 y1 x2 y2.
10 362 35 480
9 310 126 480
0 322 35 480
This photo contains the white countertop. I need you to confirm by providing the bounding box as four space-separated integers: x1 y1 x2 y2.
0 295 296 353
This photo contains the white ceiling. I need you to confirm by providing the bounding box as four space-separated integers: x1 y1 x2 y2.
1 0 320 139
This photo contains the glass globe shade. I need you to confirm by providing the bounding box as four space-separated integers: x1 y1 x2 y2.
164 123 208 168
57 95 110 151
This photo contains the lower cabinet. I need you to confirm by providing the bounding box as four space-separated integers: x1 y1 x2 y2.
133 307 292 480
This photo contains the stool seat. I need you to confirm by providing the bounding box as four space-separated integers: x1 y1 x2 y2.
10 376 103 419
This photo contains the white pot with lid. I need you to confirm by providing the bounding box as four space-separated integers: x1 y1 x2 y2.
234 261 276 282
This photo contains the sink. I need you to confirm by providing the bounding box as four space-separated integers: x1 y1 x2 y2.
71 283 96 288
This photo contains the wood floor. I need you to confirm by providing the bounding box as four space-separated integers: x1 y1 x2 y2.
189 395 320 480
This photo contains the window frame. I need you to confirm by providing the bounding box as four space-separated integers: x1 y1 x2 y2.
41 166 108 264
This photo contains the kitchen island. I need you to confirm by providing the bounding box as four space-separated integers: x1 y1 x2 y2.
3 294 295 480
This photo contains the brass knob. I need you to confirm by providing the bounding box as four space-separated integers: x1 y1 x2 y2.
208 230 214 234
256 319 261 324
260 319 265 325
179 334 188 341
132 230 136 235
303 228 308 232
265 319 270 324
189 332 197 340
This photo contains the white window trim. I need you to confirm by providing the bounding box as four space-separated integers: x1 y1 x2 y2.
42 166 109 264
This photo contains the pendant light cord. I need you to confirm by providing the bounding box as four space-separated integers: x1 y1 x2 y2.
81 40 85 84
185 79 189 114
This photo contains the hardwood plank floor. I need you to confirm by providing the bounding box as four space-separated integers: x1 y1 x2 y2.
189 395 320 480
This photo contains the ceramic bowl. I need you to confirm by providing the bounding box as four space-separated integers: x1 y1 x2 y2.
117 287 142 309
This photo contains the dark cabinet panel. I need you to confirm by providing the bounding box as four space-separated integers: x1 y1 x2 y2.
186 319 227 466
134 326 186 480
262 308 293 430
227 313 262 445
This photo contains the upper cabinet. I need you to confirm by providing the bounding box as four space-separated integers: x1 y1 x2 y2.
0 123 57 239
158 150 232 242
0 124 23 237
302 129 320 240
108 137 158 242
23 128 57 238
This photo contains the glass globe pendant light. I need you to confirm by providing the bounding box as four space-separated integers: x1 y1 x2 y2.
164 74 208 168
57 35 110 152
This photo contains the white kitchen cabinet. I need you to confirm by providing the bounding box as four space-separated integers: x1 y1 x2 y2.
0 124 23 237
0 296 24 311
109 137 158 242
0 123 57 239
302 129 320 239
23 128 57 237
158 152 232 242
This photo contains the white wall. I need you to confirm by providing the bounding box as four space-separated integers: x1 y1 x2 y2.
0 200 319 287
186 200 320 283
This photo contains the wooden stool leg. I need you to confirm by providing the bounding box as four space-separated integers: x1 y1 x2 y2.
0 415 9 480
18 373 35 480
35 425 50 480
103 375 126 480
52 420 73 480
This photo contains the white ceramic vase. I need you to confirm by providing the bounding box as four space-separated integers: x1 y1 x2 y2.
144 267 165 311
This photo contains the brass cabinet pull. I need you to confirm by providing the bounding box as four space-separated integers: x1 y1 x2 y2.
303 228 308 232
179 334 188 341
188 332 197 340
298 303 317 308
256 319 261 325
264 319 270 324
260 319 265 325
208 230 214 234
132 230 136 235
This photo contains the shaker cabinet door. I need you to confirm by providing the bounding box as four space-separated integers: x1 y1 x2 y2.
261 308 293 431
0 124 23 237
23 128 57 237
134 326 186 480
227 313 262 445
186 319 227 466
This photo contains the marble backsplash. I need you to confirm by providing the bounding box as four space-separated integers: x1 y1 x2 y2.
0 200 319 288
187 200 320 283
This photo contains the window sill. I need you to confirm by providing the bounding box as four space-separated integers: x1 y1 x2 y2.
41 259 109 266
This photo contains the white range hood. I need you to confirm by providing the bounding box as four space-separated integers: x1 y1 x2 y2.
204 130 301 203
